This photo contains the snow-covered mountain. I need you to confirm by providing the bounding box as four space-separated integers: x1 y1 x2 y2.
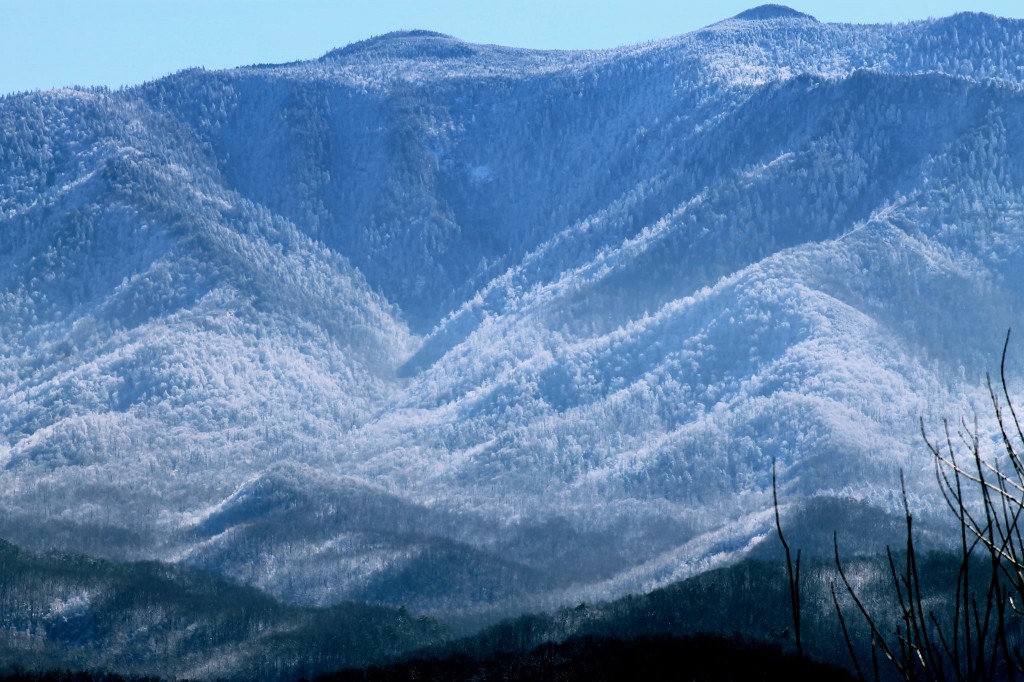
3 6 1024 619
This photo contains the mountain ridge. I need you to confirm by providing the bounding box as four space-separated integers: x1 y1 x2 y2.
2 7 1024 622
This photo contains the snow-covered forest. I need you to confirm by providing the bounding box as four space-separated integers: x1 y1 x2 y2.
3 5 1024 624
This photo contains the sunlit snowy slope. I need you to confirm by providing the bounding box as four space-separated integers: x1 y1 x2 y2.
3 6 1024 618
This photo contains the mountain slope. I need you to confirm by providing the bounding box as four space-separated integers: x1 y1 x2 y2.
0 539 444 680
2 6 1024 621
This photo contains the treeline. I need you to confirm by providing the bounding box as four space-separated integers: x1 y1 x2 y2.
319 633 854 682
0 633 855 682
0 669 160 682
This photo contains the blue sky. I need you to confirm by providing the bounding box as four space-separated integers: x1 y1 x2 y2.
3 1 1024 96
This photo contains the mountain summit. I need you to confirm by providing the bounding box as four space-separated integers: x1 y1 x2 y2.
321 29 472 60
733 4 818 21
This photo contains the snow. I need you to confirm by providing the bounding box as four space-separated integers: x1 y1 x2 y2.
2 7 1024 617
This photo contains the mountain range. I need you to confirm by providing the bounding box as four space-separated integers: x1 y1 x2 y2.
3 5 1024 623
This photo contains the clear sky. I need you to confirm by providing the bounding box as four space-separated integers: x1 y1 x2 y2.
4 0 1024 96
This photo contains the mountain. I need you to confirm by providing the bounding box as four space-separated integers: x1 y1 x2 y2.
3 5 1024 623
0 539 444 680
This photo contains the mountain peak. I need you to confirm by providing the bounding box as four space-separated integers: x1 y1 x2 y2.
369 29 454 41
732 5 818 22
322 30 470 61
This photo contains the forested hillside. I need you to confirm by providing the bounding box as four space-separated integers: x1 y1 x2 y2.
0 540 443 680
2 5 1024 623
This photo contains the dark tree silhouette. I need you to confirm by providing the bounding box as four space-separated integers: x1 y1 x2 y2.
773 459 803 659
834 330 1024 681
